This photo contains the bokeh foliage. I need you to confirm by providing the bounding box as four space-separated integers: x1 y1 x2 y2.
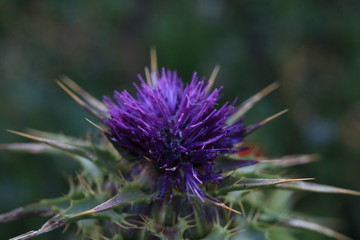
0 1 359 239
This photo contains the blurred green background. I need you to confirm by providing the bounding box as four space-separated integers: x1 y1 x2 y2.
0 1 359 239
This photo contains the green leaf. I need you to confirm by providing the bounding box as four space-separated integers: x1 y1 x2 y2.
265 226 297 240
73 156 103 181
200 224 232 240
143 214 194 240
109 234 125 240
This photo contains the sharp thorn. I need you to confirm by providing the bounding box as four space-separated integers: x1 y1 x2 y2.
228 82 280 124
6 129 39 141
205 65 220 92
144 67 151 87
214 202 241 215
85 118 106 133
150 47 158 74
59 76 106 111
246 109 288 134
55 79 86 107
262 109 288 125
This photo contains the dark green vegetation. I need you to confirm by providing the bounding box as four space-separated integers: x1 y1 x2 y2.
0 1 359 239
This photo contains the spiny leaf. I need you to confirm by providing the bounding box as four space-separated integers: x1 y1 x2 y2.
83 210 132 225
1 144 102 181
0 143 102 179
25 128 126 175
234 177 313 189
72 183 150 217
0 205 53 224
9 214 65 240
257 154 318 167
27 128 124 174
9 185 150 240
213 178 313 196
6 130 95 160
223 154 317 169
140 215 189 240
265 225 297 240
161 214 195 239
192 204 207 237
107 234 125 240
73 156 103 180
0 143 55 154
6 129 103 179
0 196 73 224
200 224 232 240
276 181 360 196
65 194 109 216
26 128 90 147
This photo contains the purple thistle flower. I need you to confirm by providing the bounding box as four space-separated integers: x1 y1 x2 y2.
103 69 246 201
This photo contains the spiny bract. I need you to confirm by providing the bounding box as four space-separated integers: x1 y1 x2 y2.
1 54 359 240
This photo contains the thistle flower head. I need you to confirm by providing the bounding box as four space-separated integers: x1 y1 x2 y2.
103 69 246 201
2 58 359 240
